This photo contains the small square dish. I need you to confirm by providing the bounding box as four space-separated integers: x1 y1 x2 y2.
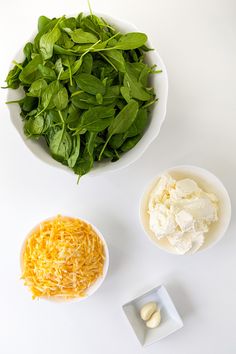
122 285 183 346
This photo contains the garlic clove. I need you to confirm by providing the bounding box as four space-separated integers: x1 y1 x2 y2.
140 302 157 321
146 309 161 328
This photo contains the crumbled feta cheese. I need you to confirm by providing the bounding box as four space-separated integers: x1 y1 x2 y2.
173 178 200 199
149 204 176 238
175 210 194 232
148 174 218 254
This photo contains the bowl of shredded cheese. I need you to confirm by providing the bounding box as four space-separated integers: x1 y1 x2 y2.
21 215 109 301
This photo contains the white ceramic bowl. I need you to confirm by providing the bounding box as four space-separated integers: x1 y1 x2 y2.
140 165 231 255
123 284 183 346
7 13 168 177
21 216 109 302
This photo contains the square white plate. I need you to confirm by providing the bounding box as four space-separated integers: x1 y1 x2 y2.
122 285 183 346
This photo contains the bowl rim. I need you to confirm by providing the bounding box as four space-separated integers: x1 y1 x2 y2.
6 12 168 177
139 164 232 255
20 215 109 302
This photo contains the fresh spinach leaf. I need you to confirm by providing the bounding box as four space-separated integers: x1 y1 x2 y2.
109 32 147 50
50 128 72 162
59 57 83 80
109 133 125 149
101 49 125 72
40 18 63 60
120 86 131 103
71 91 97 109
23 42 34 61
73 132 97 177
5 64 22 88
124 62 151 101
57 32 74 49
20 96 38 112
96 93 103 104
108 100 139 135
103 85 120 105
38 64 57 81
19 54 43 84
75 106 115 132
68 133 80 168
24 115 45 137
27 78 47 97
39 80 61 113
120 134 141 152
34 18 58 51
71 28 98 43
53 87 68 110
54 58 63 74
76 73 105 95
99 100 138 159
60 17 77 31
126 107 149 137
38 16 51 32
80 53 93 74
139 64 150 86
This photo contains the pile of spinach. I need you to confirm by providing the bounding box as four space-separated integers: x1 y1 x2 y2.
5 12 160 179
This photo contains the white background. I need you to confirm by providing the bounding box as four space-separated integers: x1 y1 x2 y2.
0 0 235 353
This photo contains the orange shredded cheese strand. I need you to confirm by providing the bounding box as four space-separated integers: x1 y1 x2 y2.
22 215 105 299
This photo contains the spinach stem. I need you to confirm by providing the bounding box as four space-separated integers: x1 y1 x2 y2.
68 62 73 86
88 0 93 16
142 98 158 108
98 53 118 72
35 107 46 118
6 99 24 104
98 137 111 161
114 149 120 159
12 61 23 70
58 110 65 125
57 68 63 81
71 90 83 97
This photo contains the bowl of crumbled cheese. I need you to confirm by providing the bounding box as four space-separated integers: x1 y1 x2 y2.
140 165 231 255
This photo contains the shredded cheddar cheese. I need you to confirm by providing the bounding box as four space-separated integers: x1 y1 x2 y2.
22 215 105 299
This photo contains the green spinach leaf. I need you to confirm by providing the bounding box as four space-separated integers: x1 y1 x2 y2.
38 64 57 81
71 28 98 43
19 54 43 84
38 16 51 32
99 100 138 159
53 87 68 110
76 73 105 95
76 106 115 132
28 78 47 97
40 18 63 59
120 134 141 152
73 132 97 177
68 134 80 168
50 128 72 162
109 32 147 50
102 50 125 72
24 115 45 137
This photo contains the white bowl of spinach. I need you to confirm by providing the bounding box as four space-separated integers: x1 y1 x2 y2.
6 12 168 179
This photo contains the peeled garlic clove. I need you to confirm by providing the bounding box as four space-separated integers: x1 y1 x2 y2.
146 309 161 328
140 302 157 321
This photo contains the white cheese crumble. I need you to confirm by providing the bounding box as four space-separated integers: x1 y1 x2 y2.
148 174 218 254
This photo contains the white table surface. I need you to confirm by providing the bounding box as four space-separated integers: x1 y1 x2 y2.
0 0 236 353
